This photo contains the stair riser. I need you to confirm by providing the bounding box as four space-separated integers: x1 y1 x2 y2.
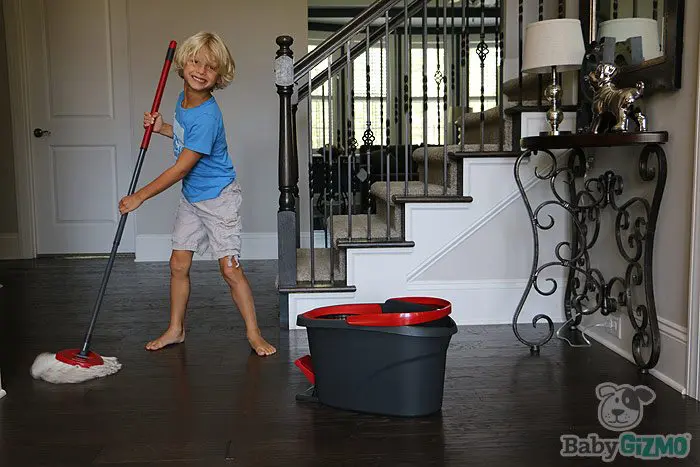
414 161 460 191
459 122 503 146
503 73 553 101
296 248 346 283
374 201 402 233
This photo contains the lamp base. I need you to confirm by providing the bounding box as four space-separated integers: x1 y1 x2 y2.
539 130 572 136
543 66 565 135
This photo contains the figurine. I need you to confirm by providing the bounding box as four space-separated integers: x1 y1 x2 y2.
586 63 647 134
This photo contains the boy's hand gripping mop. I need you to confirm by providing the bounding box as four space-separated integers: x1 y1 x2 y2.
30 41 177 384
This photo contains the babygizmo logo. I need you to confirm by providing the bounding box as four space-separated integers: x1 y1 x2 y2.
560 382 692 462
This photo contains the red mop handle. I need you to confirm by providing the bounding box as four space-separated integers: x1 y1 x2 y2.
140 40 177 149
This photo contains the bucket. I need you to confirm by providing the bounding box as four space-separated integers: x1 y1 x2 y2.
294 297 457 417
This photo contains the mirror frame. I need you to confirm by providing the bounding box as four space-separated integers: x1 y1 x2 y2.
579 0 685 95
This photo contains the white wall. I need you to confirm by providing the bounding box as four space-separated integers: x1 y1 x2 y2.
582 0 699 395
129 0 308 260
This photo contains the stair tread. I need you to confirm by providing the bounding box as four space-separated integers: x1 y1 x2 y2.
370 181 459 204
455 106 502 125
450 150 520 158
412 144 502 163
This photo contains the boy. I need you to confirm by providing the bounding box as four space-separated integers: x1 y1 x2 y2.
119 31 276 356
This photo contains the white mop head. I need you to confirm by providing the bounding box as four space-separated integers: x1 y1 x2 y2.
30 352 122 384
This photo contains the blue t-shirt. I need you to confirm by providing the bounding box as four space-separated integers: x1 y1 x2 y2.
172 91 236 203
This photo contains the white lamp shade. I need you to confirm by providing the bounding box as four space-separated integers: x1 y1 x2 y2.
521 19 586 74
598 18 662 61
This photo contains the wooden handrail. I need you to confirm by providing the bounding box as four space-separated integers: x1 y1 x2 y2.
298 0 425 101
294 0 404 80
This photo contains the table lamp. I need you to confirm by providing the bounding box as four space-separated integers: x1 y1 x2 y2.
522 19 586 135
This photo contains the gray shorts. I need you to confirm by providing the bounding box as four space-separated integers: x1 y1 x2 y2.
171 180 243 261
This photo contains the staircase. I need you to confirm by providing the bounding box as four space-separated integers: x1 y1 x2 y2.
274 0 578 329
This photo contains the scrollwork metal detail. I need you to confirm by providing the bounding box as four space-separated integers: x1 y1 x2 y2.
513 143 666 370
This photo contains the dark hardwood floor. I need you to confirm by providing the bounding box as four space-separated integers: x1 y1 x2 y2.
1 257 700 466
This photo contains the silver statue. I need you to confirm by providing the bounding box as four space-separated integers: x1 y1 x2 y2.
587 63 647 134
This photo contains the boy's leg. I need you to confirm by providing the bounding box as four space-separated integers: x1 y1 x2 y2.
195 181 276 356
219 256 276 356
146 249 193 350
146 194 205 351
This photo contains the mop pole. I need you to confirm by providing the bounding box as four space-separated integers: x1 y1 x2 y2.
76 41 177 359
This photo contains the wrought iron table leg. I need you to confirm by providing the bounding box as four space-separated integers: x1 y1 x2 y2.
512 149 553 355
629 144 666 371
512 148 594 354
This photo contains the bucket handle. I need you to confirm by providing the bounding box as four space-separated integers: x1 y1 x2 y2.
346 306 451 326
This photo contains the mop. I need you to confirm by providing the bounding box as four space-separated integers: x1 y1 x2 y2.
30 40 177 384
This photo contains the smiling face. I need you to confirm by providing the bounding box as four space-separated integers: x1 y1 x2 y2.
173 32 236 93
182 50 220 93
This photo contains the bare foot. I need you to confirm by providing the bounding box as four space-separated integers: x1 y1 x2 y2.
247 331 276 356
145 327 185 351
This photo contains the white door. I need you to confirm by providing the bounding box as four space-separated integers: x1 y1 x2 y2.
23 0 134 254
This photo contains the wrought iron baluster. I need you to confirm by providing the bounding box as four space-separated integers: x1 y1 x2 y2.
435 0 442 148
518 0 523 107
538 0 543 109
336 73 342 234
460 0 467 150
327 66 335 283
306 72 315 285
394 32 399 183
653 0 658 20
346 42 356 242
404 0 410 196
498 0 504 151
477 0 489 151
321 83 328 249
363 25 375 240
380 37 385 193
451 0 456 145
422 0 428 196
613 0 619 19
384 13 391 239
442 0 448 194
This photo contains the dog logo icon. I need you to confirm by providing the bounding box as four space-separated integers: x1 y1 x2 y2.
596 382 656 432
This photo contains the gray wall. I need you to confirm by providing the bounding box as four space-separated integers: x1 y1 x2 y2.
641 0 699 328
0 1 18 234
128 0 308 238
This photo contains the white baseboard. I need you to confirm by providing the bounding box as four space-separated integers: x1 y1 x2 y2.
135 231 325 262
0 233 20 260
584 318 688 396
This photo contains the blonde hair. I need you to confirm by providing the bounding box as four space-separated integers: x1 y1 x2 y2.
174 31 235 89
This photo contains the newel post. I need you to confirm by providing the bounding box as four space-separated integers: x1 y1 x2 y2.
275 35 298 291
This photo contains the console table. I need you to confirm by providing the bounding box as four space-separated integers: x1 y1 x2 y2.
511 131 668 371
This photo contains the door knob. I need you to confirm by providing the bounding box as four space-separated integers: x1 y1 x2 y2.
33 128 51 137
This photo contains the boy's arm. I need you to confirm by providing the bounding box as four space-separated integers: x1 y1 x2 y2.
156 123 174 139
118 148 201 214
